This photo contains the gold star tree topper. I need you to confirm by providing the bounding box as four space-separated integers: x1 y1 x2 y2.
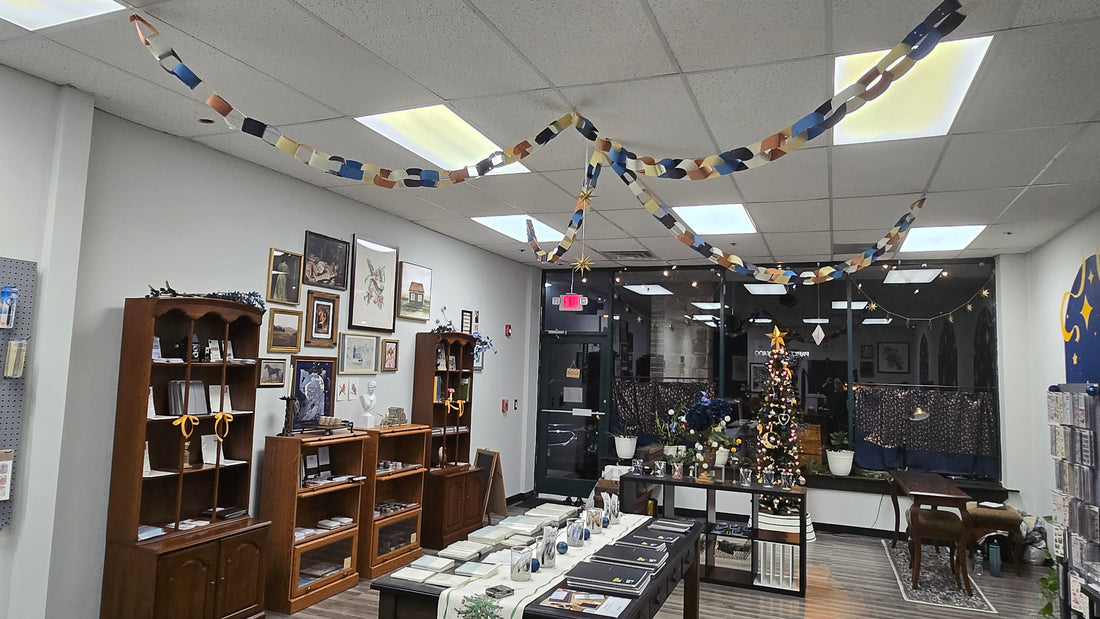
766 326 788 350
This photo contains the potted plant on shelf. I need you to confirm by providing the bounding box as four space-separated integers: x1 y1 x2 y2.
611 424 638 460
826 430 855 476
655 407 687 459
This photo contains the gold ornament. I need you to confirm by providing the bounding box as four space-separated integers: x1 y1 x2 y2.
869 301 878 311
980 288 990 298
948 314 954 323
578 188 594 209
571 254 593 275
966 303 973 312
766 326 788 350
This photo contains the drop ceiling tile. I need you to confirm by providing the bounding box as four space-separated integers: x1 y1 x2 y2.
146 0 442 117
573 211 630 241
929 125 1078 192
643 175 744 207
0 34 226 138
833 193 924 230
831 0 1020 54
1013 0 1100 26
651 0 826 72
472 0 674 86
735 148 829 202
588 238 648 253
417 214 522 246
952 21 1100 133
333 185 455 221
416 183 522 217
1036 122 1100 184
762 231 831 256
916 188 1022 226
295 0 547 99
194 131 337 186
637 235 714 262
746 200 829 233
559 75 713 154
998 183 1100 225
45 13 339 126
449 89 577 173
601 209 666 239
465 173 574 213
832 229 892 246
541 169 644 211
705 234 770 263
831 137 946 198
0 19 27 41
967 221 1070 251
689 57 831 152
771 254 834 265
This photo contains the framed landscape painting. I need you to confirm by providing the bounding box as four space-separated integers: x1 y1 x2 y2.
348 235 398 332
397 261 432 321
268 309 302 354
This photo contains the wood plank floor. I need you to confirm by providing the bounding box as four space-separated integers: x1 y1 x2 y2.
271 532 1046 618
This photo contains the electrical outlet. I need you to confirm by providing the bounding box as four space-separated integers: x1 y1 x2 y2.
513 399 518 411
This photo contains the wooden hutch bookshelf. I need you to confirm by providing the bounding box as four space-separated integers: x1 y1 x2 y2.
100 297 269 619
359 424 431 578
412 332 485 548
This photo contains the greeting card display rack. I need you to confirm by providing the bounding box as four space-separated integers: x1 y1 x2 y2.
1047 383 1100 617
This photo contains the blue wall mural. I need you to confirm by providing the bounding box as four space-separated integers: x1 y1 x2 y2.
1062 252 1100 383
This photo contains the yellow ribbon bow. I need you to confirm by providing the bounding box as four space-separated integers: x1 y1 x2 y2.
213 412 234 442
172 414 199 438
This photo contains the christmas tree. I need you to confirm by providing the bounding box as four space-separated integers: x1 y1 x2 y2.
755 326 802 494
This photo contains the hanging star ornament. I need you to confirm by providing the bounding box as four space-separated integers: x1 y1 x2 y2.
980 288 990 298
766 326 788 350
948 313 955 323
966 303 973 312
571 254 593 276
869 301 878 311
578 188 594 210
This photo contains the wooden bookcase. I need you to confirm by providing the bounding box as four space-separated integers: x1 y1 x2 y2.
260 431 368 614
100 297 269 619
359 424 430 578
411 332 485 548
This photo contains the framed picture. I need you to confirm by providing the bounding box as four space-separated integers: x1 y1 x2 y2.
859 360 875 380
381 339 399 372
258 358 287 387
303 230 349 291
348 235 398 332
290 355 336 428
472 349 484 371
461 310 473 334
877 341 911 374
860 344 874 360
749 363 768 392
305 290 339 348
267 248 303 305
268 308 302 353
338 332 378 375
397 261 432 321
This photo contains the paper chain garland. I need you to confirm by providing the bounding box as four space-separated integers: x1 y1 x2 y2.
130 0 976 283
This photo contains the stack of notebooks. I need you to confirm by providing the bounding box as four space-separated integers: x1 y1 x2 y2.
468 525 514 546
439 540 492 561
566 561 651 597
525 503 578 526
411 555 456 573
498 514 552 536
648 519 693 534
390 566 469 588
633 529 683 545
591 543 668 572
455 561 499 579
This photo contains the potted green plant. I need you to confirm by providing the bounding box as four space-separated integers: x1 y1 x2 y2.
826 430 854 476
655 408 686 458
611 424 638 460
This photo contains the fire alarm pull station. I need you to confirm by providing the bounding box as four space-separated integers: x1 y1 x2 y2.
501 399 508 413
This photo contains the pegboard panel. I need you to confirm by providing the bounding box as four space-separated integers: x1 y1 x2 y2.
0 257 37 529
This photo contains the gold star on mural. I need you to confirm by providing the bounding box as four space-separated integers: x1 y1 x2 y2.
869 302 878 311
1090 272 1095 283
1082 296 1093 327
1074 353 1079 365
980 289 990 298
571 254 593 275
966 303 973 312
766 326 788 350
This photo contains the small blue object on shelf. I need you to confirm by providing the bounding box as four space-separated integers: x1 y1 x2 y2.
602 517 610 528
584 529 590 540
557 541 568 554
531 558 540 572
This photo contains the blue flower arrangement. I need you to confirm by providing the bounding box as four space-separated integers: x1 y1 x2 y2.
683 392 736 449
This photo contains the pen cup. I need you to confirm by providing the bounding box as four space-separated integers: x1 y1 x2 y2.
510 546 532 582
586 508 604 535
566 518 585 547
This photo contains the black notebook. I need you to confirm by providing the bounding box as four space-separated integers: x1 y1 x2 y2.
566 560 650 589
591 544 668 570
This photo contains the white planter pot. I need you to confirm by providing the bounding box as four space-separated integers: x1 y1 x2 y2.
826 450 855 476
714 447 730 468
614 436 637 460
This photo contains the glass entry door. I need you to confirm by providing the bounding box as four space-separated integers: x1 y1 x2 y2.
535 334 610 497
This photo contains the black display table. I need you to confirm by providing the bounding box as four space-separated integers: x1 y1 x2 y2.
371 517 703 619
620 472 807 597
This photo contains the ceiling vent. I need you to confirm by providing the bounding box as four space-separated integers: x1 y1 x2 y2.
606 249 658 261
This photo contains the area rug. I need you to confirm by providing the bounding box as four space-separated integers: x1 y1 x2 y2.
881 539 997 613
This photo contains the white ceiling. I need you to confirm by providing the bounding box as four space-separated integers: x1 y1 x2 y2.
2 0 1099 271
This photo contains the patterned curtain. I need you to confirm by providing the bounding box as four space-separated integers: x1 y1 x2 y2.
612 378 716 435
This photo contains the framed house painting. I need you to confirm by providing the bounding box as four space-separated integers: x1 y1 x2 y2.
303 231 349 291
381 339 399 372
348 235 398 332
266 248 302 305
397 261 432 321
877 341 910 374
305 290 339 348
290 355 336 428
258 359 286 387
267 308 302 354
339 333 378 375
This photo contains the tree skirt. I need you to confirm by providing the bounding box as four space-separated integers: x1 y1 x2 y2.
881 539 997 613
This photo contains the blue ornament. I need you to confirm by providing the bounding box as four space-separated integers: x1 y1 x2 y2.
1088 384 1099 397
557 541 568 554
584 529 591 540
602 517 610 528
531 558 540 572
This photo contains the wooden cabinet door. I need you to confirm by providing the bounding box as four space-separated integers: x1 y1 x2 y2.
215 528 267 619
462 470 485 529
441 475 465 535
156 543 219 619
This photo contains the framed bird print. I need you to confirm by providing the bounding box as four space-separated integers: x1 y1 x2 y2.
348 235 398 332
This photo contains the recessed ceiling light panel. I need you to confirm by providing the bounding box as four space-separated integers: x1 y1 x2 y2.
749 317 773 324
884 268 943 284
803 318 830 324
357 104 529 175
833 36 992 145
473 215 562 243
744 284 788 295
691 302 727 310
900 226 985 252
671 204 756 234
862 317 893 325
622 284 674 296
0 0 123 30
831 301 869 310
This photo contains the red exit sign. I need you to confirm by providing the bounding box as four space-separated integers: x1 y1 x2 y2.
553 293 588 311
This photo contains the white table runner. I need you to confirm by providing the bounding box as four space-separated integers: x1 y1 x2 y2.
437 513 649 619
